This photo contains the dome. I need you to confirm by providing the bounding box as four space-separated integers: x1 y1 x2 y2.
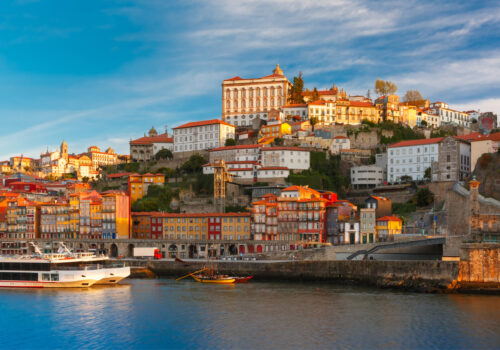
106 147 115 154
273 64 283 76
148 126 158 137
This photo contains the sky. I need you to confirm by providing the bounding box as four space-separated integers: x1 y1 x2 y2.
0 0 499 160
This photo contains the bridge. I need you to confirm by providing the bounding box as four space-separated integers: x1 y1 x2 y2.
345 237 446 260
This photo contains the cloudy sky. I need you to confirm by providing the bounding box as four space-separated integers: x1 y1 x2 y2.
1 0 499 159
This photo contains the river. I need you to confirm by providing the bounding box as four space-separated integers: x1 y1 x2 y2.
0 279 499 349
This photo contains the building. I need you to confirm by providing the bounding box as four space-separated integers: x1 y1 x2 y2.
259 121 291 140
365 196 392 219
130 127 174 162
350 165 384 189
9 156 37 174
222 64 291 127
252 186 336 242
417 108 440 128
173 119 235 154
102 191 130 239
283 104 308 120
428 102 470 128
128 173 165 203
375 153 388 182
376 216 402 239
325 201 357 244
465 131 500 170
360 207 377 243
6 197 39 240
399 104 417 127
431 137 471 182
302 86 342 102
387 138 441 183
375 95 400 122
87 146 118 171
39 202 71 240
339 216 360 244
329 136 350 154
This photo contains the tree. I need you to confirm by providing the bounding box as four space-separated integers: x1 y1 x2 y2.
290 72 305 104
155 149 173 160
273 137 283 146
400 175 412 183
424 167 431 181
374 79 398 96
310 87 320 102
157 167 178 179
309 116 319 131
180 154 206 174
82 176 89 183
225 138 236 146
403 89 425 107
414 188 434 207
420 120 428 127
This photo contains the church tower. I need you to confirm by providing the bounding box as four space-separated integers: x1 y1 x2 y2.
273 64 284 76
60 140 68 161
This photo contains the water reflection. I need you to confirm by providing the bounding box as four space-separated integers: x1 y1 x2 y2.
0 279 499 349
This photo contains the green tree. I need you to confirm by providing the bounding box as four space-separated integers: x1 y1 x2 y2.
414 188 434 207
225 138 236 146
131 197 159 212
82 176 89 183
420 120 428 127
273 137 284 146
157 167 178 179
310 87 320 101
424 167 431 181
400 175 412 183
290 72 305 104
180 154 206 174
374 79 398 96
155 149 173 160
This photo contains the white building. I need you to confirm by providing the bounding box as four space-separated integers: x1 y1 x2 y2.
350 165 384 189
330 136 350 154
221 64 291 127
387 138 441 183
260 147 310 170
417 108 440 128
130 127 174 161
307 100 337 125
173 119 235 153
428 102 470 128
209 144 262 163
283 104 308 120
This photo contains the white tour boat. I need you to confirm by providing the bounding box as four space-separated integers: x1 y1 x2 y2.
0 243 130 288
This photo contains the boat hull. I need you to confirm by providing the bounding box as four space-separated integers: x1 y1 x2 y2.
234 276 253 283
94 266 131 285
0 279 99 288
192 276 236 284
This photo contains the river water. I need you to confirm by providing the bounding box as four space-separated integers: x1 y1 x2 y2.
0 279 499 350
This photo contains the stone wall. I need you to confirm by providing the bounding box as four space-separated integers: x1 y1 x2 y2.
457 244 500 287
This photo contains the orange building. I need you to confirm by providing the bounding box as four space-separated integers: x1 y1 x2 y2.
128 173 165 203
102 191 130 239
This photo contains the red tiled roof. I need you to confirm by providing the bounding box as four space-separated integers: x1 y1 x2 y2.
130 133 173 145
261 147 307 151
457 132 482 141
333 136 348 139
388 137 443 148
284 104 308 108
377 216 402 222
173 119 234 129
107 172 131 179
261 73 285 78
349 101 374 107
228 168 253 171
309 100 326 105
224 76 243 81
209 144 262 152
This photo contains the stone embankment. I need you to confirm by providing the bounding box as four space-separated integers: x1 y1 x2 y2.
121 243 500 293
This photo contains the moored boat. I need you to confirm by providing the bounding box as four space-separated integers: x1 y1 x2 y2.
233 276 253 283
191 274 236 284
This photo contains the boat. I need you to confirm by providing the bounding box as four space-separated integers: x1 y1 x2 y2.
233 276 253 283
0 242 130 288
191 274 236 284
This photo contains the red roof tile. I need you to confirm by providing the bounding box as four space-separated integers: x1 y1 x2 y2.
224 76 243 81
377 216 402 222
388 137 443 148
130 133 173 145
349 101 375 107
209 144 262 152
173 119 233 129
261 147 307 151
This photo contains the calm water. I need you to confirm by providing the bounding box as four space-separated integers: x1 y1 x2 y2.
0 279 499 350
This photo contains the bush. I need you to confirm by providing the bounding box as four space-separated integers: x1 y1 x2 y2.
225 205 249 213
225 138 236 146
180 154 206 174
118 162 141 173
155 149 173 160
414 188 434 207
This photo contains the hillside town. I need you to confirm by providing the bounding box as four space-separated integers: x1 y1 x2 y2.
1 64 499 256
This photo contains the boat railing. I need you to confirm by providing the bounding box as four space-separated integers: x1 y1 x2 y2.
55 264 103 271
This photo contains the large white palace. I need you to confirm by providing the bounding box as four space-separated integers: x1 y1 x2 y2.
221 64 292 127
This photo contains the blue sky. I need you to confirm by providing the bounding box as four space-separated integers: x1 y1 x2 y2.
1 0 499 159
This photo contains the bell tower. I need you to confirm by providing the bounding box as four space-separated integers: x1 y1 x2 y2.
60 140 68 161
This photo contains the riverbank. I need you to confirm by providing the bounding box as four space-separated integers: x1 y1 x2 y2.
122 259 499 294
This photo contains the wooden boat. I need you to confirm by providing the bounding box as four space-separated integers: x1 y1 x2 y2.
191 274 236 284
233 276 253 283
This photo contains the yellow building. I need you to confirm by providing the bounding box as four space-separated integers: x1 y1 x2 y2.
259 122 291 141
39 202 71 240
376 216 402 238
337 100 379 125
163 213 208 240
375 95 400 122
399 104 417 127
128 173 165 203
